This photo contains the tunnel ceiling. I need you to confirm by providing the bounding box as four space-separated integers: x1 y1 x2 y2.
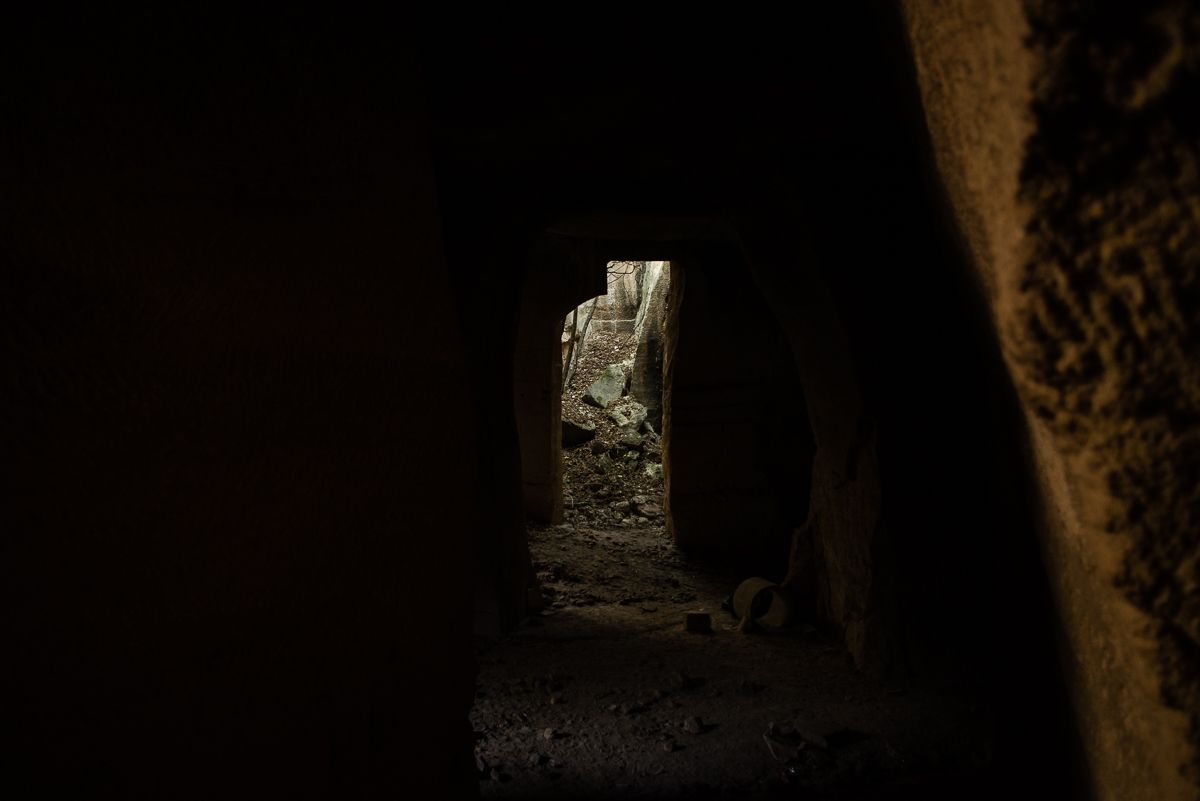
416 17 900 224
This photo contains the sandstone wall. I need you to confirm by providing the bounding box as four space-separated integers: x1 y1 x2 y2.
514 242 608 524
663 248 813 568
3 21 479 798
902 2 1199 796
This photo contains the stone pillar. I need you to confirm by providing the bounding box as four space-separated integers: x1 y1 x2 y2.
513 304 566 523
662 250 812 569
513 247 607 524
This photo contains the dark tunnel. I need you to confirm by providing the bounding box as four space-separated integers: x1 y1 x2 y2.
4 5 1198 800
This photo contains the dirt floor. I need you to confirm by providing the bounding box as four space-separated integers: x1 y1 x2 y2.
469 321 991 799
471 520 992 799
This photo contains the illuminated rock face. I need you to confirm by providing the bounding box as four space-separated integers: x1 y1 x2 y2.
903 2 1200 797
632 262 670 433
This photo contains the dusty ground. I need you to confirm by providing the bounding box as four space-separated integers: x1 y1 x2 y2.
471 522 991 800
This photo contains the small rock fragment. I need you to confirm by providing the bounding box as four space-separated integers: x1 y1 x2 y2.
685 611 712 634
682 716 705 735
619 433 644 451
608 400 648 432
582 364 626 408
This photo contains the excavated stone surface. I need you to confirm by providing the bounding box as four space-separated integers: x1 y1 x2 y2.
632 262 670 433
1016 2 1200 789
904 1 1200 796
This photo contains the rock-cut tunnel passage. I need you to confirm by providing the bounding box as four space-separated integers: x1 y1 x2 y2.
476 249 990 798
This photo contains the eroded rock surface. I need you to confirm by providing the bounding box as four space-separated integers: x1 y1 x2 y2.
903 2 1200 796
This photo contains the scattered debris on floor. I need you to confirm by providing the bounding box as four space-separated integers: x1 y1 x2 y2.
561 327 664 530
471 521 990 798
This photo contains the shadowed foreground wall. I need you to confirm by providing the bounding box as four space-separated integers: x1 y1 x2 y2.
2 23 477 799
513 240 606 525
903 1 1200 798
664 249 812 568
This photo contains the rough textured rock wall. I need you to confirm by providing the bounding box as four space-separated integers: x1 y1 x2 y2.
631 262 670 432
633 261 668 342
590 262 642 332
609 262 642 318
735 223 890 673
903 1 1199 797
